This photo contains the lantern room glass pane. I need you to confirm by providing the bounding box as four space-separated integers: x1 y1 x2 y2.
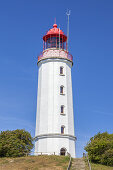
45 36 65 50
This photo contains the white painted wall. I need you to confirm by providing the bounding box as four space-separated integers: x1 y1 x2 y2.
35 137 75 157
35 49 76 158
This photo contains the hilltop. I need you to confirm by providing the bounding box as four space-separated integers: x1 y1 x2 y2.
1 156 113 170
0 155 69 170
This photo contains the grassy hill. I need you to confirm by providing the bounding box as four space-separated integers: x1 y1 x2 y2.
0 155 69 170
1 156 113 170
85 159 113 170
90 163 113 170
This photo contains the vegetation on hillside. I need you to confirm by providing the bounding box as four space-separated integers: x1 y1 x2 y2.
84 132 113 166
0 155 69 170
90 162 113 170
0 129 33 157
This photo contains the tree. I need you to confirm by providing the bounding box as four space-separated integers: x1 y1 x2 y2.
84 132 113 166
0 129 33 157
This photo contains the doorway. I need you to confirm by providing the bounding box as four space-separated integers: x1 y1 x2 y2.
60 148 66 156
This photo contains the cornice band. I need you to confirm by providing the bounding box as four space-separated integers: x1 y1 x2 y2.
37 56 73 65
34 133 76 141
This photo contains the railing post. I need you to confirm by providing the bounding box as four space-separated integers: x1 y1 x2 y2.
87 154 91 170
67 152 71 170
83 153 86 157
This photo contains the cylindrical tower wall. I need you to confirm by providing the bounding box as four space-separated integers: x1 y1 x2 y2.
35 51 76 157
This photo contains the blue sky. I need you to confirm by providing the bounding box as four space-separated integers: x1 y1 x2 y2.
0 0 113 157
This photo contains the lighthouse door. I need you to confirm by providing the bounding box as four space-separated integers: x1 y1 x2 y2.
60 148 66 156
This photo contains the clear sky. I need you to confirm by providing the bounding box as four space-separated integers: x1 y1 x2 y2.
0 0 113 158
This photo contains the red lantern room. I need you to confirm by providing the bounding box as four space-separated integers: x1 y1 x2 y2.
43 23 67 50
38 22 73 63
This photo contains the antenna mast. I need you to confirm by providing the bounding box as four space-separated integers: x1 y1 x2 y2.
59 25 60 57
59 26 60 50
66 9 71 52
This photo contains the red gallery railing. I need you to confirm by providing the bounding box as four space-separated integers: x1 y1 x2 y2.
38 50 73 62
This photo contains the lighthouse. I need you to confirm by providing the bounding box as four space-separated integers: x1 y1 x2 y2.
35 23 76 158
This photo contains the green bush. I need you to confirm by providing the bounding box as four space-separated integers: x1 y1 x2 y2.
101 149 113 166
0 129 33 157
84 132 113 166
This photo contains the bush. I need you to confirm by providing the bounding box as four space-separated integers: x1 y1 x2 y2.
0 129 33 157
101 149 113 166
84 132 113 166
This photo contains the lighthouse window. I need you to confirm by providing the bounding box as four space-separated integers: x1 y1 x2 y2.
61 105 64 114
60 67 64 75
61 126 65 134
60 86 64 94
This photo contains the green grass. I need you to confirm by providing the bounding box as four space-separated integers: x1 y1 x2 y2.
84 158 113 170
91 163 113 170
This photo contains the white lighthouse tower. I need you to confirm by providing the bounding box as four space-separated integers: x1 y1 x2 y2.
35 23 76 158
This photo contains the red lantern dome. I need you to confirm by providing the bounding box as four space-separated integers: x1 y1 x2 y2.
43 23 67 50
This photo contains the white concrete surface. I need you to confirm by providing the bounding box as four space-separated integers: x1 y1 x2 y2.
35 49 76 158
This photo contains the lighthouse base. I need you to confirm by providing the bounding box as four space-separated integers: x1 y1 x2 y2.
34 134 76 158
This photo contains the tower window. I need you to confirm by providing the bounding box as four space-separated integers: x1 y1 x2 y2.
60 67 64 75
61 126 65 134
61 105 64 114
60 86 64 94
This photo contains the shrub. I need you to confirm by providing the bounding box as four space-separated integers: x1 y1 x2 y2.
84 132 113 166
101 149 113 166
0 129 33 157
